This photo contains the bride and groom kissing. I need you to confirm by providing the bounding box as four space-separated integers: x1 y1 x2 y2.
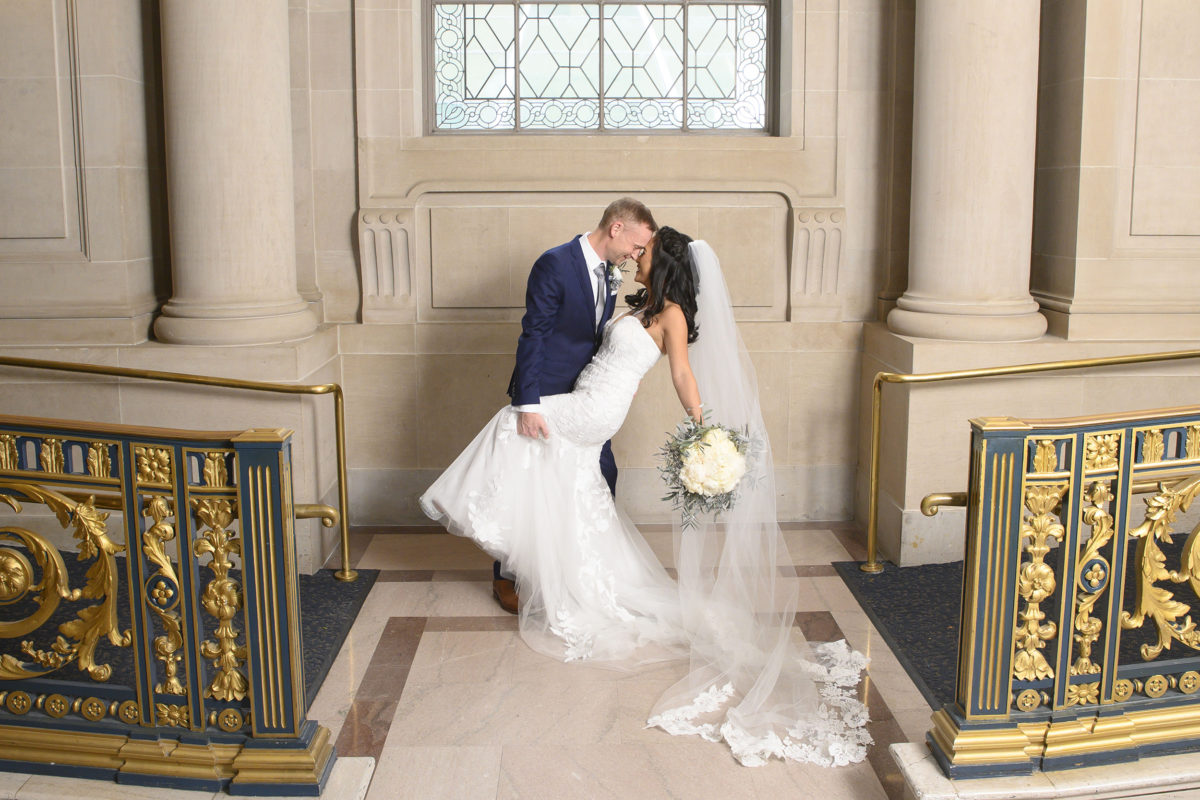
420 198 873 768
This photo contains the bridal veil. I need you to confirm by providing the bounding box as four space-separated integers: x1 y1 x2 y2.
646 241 872 767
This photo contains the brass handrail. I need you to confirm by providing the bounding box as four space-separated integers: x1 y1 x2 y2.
0 355 357 582
862 347 1200 573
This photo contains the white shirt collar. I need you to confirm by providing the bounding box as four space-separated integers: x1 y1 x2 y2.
579 232 605 272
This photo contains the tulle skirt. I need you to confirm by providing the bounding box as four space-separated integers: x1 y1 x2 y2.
420 404 686 664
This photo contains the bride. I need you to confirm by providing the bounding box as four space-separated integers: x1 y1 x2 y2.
420 227 871 767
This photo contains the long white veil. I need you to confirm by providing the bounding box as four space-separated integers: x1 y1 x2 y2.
646 241 872 766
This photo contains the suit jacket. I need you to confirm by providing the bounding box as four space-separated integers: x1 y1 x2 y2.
508 235 617 405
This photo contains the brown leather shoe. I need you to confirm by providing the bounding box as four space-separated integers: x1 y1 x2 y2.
492 579 518 614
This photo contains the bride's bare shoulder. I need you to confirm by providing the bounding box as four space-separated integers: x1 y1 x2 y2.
658 302 685 326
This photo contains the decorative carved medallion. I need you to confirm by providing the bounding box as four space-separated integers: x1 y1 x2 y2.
1084 433 1121 471
135 446 172 485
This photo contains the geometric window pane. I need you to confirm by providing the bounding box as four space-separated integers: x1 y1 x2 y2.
430 0 770 132
602 4 684 129
687 5 766 129
434 4 516 129
519 4 601 129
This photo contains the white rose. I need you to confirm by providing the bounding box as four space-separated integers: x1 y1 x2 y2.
680 429 747 496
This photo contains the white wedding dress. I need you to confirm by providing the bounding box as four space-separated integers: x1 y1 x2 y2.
422 314 687 663
421 244 871 768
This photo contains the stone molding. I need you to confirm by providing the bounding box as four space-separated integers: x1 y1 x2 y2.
358 209 413 323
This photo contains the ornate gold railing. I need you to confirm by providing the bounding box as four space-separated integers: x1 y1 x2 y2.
928 406 1200 776
862 348 1200 573
0 355 355 582
0 414 333 794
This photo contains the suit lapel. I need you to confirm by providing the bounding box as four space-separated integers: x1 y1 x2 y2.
568 236 596 329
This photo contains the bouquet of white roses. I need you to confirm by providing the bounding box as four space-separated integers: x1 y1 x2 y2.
658 416 754 529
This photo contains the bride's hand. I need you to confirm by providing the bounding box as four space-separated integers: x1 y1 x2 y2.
517 411 550 439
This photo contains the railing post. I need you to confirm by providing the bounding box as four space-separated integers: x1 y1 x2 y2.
230 429 334 793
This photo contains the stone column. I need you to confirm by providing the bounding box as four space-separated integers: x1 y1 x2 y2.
154 0 317 346
887 1 1047 341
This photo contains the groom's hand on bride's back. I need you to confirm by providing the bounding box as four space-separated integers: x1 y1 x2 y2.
517 411 550 439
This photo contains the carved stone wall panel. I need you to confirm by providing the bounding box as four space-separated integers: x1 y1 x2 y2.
1130 0 1200 236
414 191 790 322
0 0 78 248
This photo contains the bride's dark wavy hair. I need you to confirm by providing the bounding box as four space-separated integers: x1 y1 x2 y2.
624 226 699 343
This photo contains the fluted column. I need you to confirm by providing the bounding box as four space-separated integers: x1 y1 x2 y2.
154 0 317 346
887 1 1047 341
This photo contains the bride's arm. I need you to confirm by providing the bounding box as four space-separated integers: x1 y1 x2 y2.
661 306 702 423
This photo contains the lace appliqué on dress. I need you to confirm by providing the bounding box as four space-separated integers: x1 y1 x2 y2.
548 448 636 661
645 682 735 743
648 640 872 767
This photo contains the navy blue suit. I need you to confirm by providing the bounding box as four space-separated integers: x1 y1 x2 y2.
507 235 619 495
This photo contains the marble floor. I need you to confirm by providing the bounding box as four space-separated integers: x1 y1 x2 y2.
309 523 933 800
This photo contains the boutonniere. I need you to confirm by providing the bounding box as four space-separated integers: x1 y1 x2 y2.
606 262 625 295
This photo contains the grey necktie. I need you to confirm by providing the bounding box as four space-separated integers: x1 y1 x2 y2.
594 263 607 327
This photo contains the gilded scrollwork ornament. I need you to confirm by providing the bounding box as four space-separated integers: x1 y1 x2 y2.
142 496 185 695
192 498 248 702
1013 483 1067 681
0 481 129 681
1070 481 1115 676
1119 474 1200 660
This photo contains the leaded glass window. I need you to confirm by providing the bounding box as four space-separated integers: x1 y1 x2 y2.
430 0 771 132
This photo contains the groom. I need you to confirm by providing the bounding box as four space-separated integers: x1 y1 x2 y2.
494 198 658 613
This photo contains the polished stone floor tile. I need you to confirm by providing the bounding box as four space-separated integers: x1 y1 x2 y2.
387 679 624 748
337 698 401 760
369 580 510 617
496 742 757 800
782 529 853 565
407 630 518 685
0 771 26 799
358 532 495 570
334 526 932 797
367 745 501 800
749 756 890 800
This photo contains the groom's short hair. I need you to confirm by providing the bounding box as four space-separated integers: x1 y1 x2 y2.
599 197 657 232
